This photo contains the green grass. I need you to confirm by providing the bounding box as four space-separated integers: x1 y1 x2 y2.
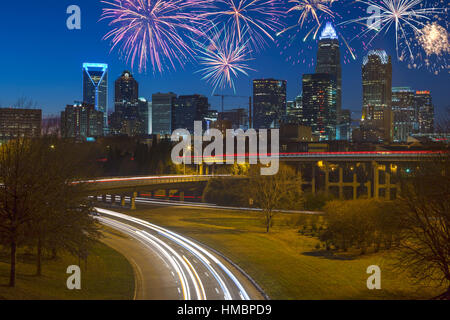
0 241 134 300
113 204 444 300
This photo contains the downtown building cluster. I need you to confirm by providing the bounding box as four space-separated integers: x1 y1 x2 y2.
259 23 436 145
1 24 438 146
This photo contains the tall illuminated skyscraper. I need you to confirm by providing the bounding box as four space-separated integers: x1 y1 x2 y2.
361 50 392 142
302 73 337 140
392 87 417 142
82 63 108 133
316 22 342 121
415 90 434 133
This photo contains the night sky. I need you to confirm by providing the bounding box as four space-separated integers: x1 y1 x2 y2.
0 0 448 118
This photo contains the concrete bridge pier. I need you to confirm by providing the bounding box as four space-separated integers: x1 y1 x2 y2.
131 192 137 210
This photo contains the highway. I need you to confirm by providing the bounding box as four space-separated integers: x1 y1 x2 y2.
95 207 262 300
96 195 322 215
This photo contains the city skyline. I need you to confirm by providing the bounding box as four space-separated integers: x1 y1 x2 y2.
0 1 448 119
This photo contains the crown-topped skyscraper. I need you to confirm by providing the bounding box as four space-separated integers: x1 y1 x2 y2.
315 22 342 122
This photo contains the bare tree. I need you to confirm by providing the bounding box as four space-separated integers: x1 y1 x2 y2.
26 137 99 275
0 137 99 285
0 139 43 286
12 96 38 109
248 164 303 233
396 154 450 298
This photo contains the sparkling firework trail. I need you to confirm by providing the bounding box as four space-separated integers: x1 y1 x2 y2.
277 0 335 37
193 27 254 93
276 1 362 68
198 0 285 50
340 0 444 61
417 22 449 56
101 0 207 73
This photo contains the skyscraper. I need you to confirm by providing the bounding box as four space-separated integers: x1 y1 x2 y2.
173 94 210 132
415 90 434 133
110 70 146 136
392 87 417 142
253 78 287 129
316 22 342 121
302 73 337 140
115 70 139 106
337 109 351 141
361 50 393 142
218 108 248 130
138 97 151 135
61 103 103 139
82 63 108 133
285 99 303 125
152 92 177 135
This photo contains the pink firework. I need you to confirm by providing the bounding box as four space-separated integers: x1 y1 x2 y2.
198 0 285 50
101 0 207 73
193 27 254 93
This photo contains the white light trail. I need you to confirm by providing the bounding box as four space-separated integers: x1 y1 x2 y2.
96 208 251 300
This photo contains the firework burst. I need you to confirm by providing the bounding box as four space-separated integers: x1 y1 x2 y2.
198 0 285 50
341 0 444 61
411 20 449 74
193 27 254 93
277 0 335 38
288 0 335 27
276 1 362 68
101 0 207 73
417 22 449 56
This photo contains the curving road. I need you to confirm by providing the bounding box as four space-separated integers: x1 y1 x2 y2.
96 208 262 300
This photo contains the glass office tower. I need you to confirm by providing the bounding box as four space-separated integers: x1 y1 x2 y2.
83 63 108 134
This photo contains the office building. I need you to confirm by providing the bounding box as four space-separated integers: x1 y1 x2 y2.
316 22 342 121
218 108 248 130
302 73 337 140
138 98 151 135
415 90 434 133
82 63 108 133
0 108 41 142
110 71 149 136
152 92 177 135
337 109 351 141
115 70 139 105
392 87 417 142
173 94 210 133
253 79 287 129
361 50 393 142
61 103 103 139
285 98 303 125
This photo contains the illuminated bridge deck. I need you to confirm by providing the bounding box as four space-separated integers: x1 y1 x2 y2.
278 151 446 162
198 151 447 163
83 174 232 194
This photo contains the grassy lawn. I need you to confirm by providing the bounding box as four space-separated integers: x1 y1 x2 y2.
112 204 444 300
0 240 134 300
